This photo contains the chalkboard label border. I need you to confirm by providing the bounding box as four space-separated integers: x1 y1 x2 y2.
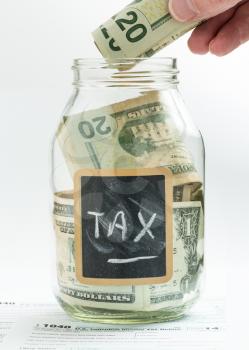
74 168 173 286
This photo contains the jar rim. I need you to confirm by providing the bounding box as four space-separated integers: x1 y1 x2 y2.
73 57 178 70
72 57 179 88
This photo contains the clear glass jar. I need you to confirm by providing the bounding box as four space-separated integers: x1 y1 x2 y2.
52 58 205 324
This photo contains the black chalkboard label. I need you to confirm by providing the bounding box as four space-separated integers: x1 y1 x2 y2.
74 168 173 286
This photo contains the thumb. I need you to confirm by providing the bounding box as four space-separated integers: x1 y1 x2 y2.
168 0 242 22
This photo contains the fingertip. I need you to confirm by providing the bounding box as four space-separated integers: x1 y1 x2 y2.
209 39 225 56
188 35 209 55
208 13 243 56
209 37 236 56
186 7 240 56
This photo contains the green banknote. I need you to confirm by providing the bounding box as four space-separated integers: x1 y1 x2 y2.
92 0 200 61
56 92 201 187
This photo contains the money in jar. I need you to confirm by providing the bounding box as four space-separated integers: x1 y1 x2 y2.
52 58 205 324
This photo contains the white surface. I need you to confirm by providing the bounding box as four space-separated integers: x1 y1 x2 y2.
0 0 249 348
0 299 225 350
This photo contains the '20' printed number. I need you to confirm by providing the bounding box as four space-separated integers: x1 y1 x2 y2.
116 11 148 43
78 116 112 140
101 11 148 52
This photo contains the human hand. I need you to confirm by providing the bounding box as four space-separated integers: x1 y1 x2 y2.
168 0 249 55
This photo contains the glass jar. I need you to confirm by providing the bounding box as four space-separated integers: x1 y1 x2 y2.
52 58 205 324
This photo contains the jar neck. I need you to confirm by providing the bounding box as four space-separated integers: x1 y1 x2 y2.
72 58 179 89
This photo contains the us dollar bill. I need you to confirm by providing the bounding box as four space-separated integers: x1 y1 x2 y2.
56 91 201 187
144 201 204 311
92 0 200 61
53 192 204 311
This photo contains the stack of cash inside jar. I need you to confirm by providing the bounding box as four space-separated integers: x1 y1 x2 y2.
54 90 204 312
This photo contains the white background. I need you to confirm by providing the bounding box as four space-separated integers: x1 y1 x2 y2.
0 0 248 347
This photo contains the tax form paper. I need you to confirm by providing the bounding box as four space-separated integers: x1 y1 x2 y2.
0 299 225 350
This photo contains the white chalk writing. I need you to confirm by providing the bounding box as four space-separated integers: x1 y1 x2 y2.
87 210 157 243
107 211 128 241
134 212 156 242
108 256 158 264
87 212 104 239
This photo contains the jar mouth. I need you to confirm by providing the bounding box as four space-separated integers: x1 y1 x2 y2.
72 57 179 89
73 57 177 69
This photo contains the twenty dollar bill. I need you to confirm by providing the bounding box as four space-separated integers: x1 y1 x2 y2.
56 92 201 187
92 0 200 61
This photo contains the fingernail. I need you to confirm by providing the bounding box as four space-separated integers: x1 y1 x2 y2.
169 0 200 22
